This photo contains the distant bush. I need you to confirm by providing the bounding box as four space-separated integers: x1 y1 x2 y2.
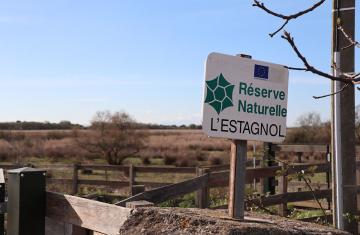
163 151 177 165
46 131 66 140
141 156 151 165
285 126 331 144
209 155 222 165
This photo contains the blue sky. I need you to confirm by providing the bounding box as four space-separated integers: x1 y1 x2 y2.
0 0 359 127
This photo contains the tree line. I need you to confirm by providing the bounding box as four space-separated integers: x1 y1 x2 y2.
0 121 202 131
0 121 85 130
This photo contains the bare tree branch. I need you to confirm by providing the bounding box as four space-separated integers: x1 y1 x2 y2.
313 83 349 99
281 31 355 84
283 66 307 71
338 24 360 50
252 0 325 37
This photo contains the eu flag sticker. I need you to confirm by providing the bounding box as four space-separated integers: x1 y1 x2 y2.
254 64 269 80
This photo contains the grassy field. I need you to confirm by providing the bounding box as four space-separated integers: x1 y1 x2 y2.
0 129 331 203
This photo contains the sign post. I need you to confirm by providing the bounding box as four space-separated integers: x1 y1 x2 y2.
201 52 289 219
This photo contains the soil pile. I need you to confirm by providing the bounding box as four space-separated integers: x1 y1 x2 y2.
120 207 350 235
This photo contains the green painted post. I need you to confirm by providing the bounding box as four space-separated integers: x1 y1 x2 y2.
263 142 276 195
7 167 47 235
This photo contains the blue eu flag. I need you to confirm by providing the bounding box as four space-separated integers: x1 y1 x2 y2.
254 64 269 80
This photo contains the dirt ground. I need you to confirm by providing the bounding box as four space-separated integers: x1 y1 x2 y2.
120 207 351 235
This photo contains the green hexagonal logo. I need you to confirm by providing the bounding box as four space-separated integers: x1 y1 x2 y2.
204 73 235 114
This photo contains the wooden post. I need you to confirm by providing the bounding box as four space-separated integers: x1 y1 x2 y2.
278 162 288 217
297 152 302 192
129 165 135 196
73 164 79 195
263 142 276 195
259 160 264 195
198 168 210 209
228 140 247 219
195 166 200 207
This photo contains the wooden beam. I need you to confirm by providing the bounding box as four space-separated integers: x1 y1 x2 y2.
292 200 330 209
116 174 209 207
46 191 132 234
288 181 330 190
271 144 329 153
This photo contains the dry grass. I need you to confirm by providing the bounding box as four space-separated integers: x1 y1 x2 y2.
0 129 330 166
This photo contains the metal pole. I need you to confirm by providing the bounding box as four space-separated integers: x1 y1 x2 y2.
333 52 343 229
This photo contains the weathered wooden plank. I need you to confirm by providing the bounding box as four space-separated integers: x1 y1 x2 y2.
206 163 331 186
0 165 26 170
288 181 330 190
271 144 329 153
47 179 73 184
209 171 229 186
135 182 169 188
287 189 332 203
45 217 65 235
35 165 73 170
244 189 332 208
116 174 209 207
289 163 330 174
292 200 330 209
208 164 230 172
135 166 196 174
78 180 129 187
78 165 128 171
46 191 132 234
47 178 170 188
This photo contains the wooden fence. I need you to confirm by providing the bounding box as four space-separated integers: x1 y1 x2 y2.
4 143 360 233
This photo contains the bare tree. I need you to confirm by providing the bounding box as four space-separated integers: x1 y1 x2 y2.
296 111 321 128
77 110 149 165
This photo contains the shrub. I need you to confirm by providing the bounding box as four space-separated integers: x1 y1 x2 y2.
46 131 64 140
209 155 222 165
162 151 177 165
194 150 209 161
23 137 33 148
141 156 151 165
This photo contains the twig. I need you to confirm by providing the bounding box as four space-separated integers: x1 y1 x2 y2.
281 31 354 84
338 24 360 50
283 66 307 71
302 176 329 225
266 154 328 225
252 0 325 37
313 83 349 99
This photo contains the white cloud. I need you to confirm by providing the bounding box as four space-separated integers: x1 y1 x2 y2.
146 110 155 114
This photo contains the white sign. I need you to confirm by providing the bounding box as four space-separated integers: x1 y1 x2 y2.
201 52 289 142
